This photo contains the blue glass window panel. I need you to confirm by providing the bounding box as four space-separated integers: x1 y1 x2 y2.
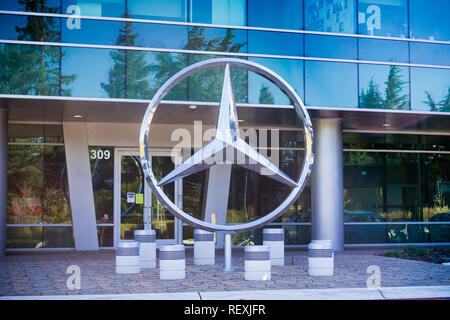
0 13 60 41
187 27 247 53
0 44 62 96
358 38 408 63
7 226 75 248
248 58 304 105
61 19 123 45
410 43 450 67
62 0 125 17
359 64 410 110
411 68 450 112
344 225 386 244
305 34 357 59
248 31 303 56
387 224 431 243
128 52 188 100
1 0 61 12
430 224 450 243
305 61 358 107
0 1 23 11
0 14 20 40
133 23 188 49
187 55 247 103
409 0 450 41
248 0 303 30
357 0 407 38
128 0 186 21
62 47 121 98
191 0 246 26
305 0 356 34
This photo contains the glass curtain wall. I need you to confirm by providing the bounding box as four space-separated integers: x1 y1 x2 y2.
344 133 450 244
181 129 310 246
6 124 74 249
182 132 450 246
0 1 449 111
1 0 450 42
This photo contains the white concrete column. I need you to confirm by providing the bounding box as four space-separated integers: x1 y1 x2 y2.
63 121 99 250
311 118 344 251
0 108 7 258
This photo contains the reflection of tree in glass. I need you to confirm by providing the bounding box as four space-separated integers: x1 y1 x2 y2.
344 151 383 166
424 91 439 111
102 12 152 99
7 146 71 224
440 88 450 112
360 79 383 109
422 154 450 221
120 156 144 230
360 66 409 110
89 147 114 221
0 0 75 95
182 172 206 221
149 27 248 102
149 52 186 100
423 87 450 112
258 84 275 104
102 24 248 101
385 66 409 110
150 157 175 239
187 27 247 102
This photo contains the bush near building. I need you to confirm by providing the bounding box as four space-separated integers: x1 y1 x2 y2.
382 246 450 264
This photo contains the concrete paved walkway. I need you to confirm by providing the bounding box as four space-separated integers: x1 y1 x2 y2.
1 248 449 297
1 286 449 300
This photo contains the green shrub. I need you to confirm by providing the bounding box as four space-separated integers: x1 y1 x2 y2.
384 246 450 264
404 246 427 257
385 250 401 258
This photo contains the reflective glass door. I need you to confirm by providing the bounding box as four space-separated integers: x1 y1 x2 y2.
151 155 178 244
119 153 145 240
114 149 181 246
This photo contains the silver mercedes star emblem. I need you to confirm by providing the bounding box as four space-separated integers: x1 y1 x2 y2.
139 58 314 233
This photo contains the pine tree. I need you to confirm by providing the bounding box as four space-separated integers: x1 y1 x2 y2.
148 27 247 102
360 67 409 110
149 52 187 100
0 0 75 95
438 87 450 112
423 91 438 111
258 84 275 104
422 87 450 112
384 65 409 110
101 48 126 98
360 78 384 108
101 12 152 99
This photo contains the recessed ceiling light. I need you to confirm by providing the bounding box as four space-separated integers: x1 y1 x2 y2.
238 119 245 122
73 114 83 118
381 123 391 127
189 105 197 111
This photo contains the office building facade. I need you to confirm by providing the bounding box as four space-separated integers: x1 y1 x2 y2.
0 0 449 253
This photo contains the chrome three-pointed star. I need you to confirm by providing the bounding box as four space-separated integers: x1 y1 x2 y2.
157 64 298 188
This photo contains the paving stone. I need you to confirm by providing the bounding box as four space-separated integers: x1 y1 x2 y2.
1 249 449 296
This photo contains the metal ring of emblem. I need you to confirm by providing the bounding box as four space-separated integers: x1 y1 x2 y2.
139 58 314 233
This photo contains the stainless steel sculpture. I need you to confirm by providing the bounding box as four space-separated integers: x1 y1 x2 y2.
139 58 314 233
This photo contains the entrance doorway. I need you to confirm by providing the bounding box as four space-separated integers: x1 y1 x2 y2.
114 148 182 247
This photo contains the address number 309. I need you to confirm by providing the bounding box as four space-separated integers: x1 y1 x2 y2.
90 149 111 160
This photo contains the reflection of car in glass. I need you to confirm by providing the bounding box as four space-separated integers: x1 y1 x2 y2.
344 211 386 244
429 212 450 222
429 212 450 242
344 211 386 222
